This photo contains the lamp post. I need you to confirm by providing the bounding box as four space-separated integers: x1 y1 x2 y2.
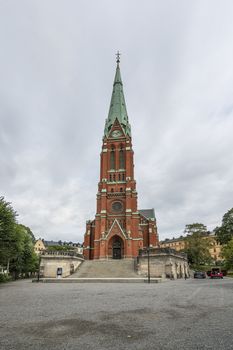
147 229 150 284
37 255 41 282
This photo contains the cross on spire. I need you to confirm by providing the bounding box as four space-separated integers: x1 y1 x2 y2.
116 51 121 64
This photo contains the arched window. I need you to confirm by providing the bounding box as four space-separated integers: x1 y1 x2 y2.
113 174 116 182
120 187 123 192
119 146 125 169
118 173 121 181
122 173 125 181
110 146 115 170
111 188 114 193
110 174 112 182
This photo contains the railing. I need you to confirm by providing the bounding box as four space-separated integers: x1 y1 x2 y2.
139 247 187 259
41 250 84 258
107 192 126 198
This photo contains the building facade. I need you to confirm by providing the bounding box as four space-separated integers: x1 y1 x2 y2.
34 239 83 255
160 232 222 262
83 58 159 260
34 239 46 255
137 248 189 279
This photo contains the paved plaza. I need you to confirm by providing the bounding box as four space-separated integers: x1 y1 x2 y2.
1 278 233 350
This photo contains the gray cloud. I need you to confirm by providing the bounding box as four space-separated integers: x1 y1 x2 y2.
0 1 233 242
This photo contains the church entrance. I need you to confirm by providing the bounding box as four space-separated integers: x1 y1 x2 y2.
110 236 124 259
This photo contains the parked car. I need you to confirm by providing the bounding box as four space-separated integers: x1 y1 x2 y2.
207 268 226 277
210 270 223 279
194 271 206 279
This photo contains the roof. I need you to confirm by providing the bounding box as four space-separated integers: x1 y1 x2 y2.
43 240 61 247
104 62 131 137
139 209 156 220
160 231 216 244
160 237 184 244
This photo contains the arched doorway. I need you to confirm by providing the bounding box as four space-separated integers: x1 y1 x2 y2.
109 235 124 259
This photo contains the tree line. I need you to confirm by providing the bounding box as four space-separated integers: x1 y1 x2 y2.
0 196 38 281
183 208 233 270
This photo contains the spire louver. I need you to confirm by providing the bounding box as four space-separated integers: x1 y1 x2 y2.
104 62 131 137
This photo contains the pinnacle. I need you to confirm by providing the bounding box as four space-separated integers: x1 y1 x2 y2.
104 62 131 137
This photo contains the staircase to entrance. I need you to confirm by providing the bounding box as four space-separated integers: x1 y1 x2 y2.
70 259 138 278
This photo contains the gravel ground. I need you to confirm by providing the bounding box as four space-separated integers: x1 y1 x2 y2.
0 278 233 350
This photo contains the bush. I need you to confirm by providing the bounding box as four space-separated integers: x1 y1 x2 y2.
0 273 12 283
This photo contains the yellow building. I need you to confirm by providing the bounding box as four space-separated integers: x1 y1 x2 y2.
160 237 186 252
160 232 222 262
34 239 46 255
34 239 84 256
208 233 222 261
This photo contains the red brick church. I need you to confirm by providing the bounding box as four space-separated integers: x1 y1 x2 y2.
83 56 159 260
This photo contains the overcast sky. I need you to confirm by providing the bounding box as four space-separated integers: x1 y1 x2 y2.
0 1 233 242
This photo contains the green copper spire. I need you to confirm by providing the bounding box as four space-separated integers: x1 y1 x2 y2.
104 54 131 137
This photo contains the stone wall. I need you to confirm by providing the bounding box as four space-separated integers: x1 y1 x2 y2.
40 252 84 278
137 248 189 279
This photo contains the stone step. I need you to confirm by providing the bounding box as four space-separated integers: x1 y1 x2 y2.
33 277 163 283
70 259 138 278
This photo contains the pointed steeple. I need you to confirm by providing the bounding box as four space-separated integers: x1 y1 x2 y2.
104 54 131 137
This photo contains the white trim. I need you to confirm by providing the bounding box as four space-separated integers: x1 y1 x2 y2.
106 219 127 239
102 148 108 153
107 181 126 184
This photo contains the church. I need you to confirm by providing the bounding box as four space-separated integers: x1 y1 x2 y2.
83 55 159 260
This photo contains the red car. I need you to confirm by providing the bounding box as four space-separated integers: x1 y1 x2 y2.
210 271 223 279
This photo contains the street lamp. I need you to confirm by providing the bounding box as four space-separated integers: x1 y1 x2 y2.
147 229 150 283
37 255 41 282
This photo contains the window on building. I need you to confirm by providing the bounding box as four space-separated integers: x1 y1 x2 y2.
110 146 115 169
119 146 125 169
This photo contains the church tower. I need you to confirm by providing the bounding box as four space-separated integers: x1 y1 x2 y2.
83 55 159 260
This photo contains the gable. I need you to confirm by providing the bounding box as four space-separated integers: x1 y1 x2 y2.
108 118 125 139
106 219 127 239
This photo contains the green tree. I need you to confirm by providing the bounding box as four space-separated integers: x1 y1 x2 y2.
0 197 38 279
0 196 18 270
183 223 211 266
184 223 207 235
221 238 233 270
10 224 38 279
215 208 233 245
17 224 36 243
